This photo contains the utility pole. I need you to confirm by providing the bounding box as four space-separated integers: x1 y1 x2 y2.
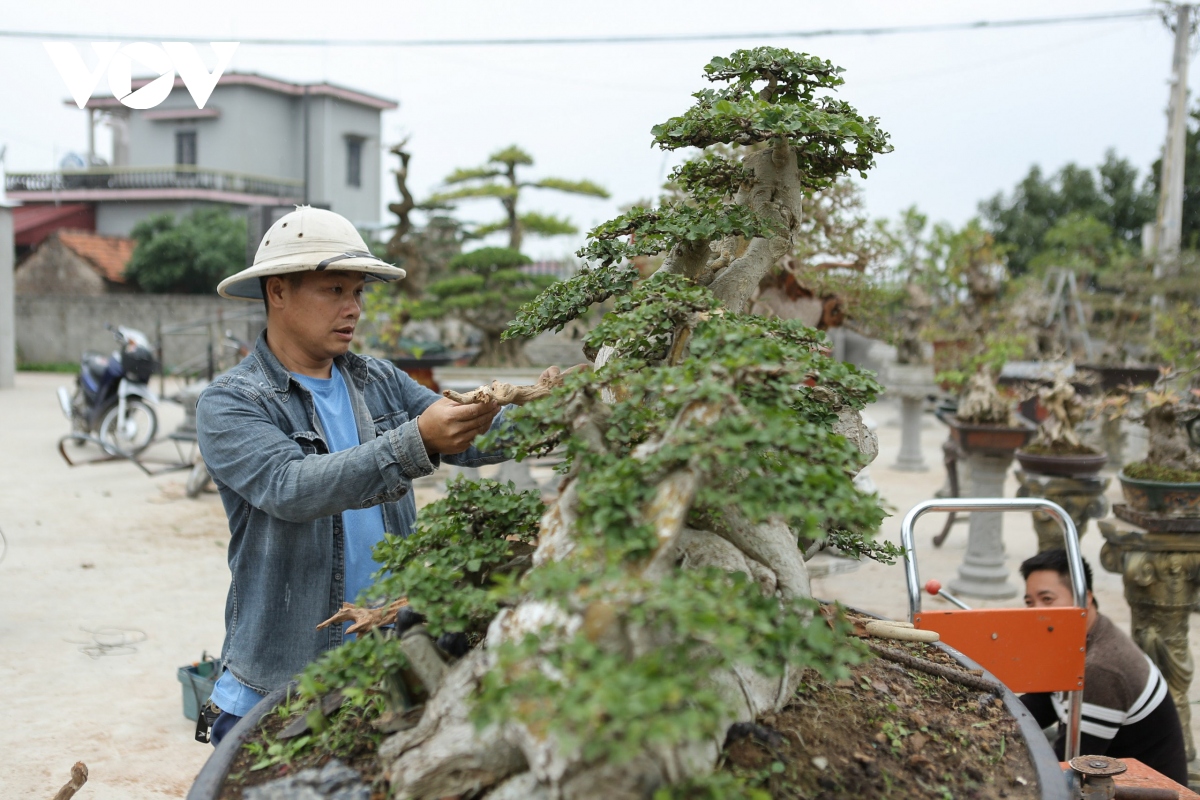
0 143 16 389
1153 4 1193 268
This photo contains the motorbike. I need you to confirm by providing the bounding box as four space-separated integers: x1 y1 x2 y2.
57 325 160 457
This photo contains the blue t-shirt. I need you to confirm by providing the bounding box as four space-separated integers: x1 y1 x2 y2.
212 365 387 716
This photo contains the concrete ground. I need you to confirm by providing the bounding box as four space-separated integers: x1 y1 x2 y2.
0 373 1193 798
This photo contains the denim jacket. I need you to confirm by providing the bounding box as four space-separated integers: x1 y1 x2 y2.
196 333 508 694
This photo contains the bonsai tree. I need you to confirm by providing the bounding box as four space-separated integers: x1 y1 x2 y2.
1023 375 1100 456
410 246 556 367
246 47 895 799
427 145 610 252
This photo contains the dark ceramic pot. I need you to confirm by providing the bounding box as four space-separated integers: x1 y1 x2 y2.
943 415 1036 457
1118 470 1200 518
1015 450 1108 477
187 648 1069 800
186 683 294 800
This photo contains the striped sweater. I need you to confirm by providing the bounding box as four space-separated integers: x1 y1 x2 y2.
1021 613 1187 785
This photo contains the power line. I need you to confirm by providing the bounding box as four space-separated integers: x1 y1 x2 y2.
0 9 1160 48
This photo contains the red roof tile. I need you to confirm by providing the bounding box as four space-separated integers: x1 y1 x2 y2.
56 230 135 284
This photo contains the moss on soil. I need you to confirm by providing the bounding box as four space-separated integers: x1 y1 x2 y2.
1124 460 1200 484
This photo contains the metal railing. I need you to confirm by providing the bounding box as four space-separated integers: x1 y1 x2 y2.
6 165 304 199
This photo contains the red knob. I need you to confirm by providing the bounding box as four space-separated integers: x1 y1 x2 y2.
925 579 942 595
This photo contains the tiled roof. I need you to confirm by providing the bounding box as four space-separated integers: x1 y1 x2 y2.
56 230 134 284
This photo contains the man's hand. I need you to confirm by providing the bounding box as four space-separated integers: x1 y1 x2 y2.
417 397 501 455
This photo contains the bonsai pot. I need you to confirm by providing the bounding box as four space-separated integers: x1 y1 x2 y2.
186 682 294 800
187 645 1069 800
1015 449 1108 477
943 414 1036 457
1118 470 1200 518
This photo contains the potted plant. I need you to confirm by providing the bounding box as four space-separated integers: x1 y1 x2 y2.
943 370 1035 455
1015 375 1107 476
1118 383 1200 517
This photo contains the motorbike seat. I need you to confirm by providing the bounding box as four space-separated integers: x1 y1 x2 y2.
82 353 110 384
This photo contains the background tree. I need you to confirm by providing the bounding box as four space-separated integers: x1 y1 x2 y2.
409 246 556 367
427 145 610 252
980 151 1155 275
123 206 246 293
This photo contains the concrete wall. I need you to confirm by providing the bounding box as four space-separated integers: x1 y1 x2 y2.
307 95 382 226
16 294 264 373
96 200 250 238
15 238 108 296
123 84 381 225
127 84 304 182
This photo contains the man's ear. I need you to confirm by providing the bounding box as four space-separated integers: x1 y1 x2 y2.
264 275 288 314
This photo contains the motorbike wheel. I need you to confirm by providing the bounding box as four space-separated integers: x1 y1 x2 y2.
98 399 158 457
186 457 211 498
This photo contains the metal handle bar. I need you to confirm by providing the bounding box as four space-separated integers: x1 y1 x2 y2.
901 497 1085 620
899 497 1086 761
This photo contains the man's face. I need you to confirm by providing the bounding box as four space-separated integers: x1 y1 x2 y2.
1023 570 1074 608
271 270 366 361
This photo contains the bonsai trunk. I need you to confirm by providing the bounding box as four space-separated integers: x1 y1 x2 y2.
1144 403 1200 473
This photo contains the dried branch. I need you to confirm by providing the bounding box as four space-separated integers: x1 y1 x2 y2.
52 763 88 800
317 599 409 636
443 364 589 406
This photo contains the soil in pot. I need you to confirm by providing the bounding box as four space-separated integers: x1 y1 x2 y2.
715 625 1039 799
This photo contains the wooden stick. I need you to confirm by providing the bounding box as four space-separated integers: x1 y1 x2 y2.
52 762 87 800
868 643 1003 695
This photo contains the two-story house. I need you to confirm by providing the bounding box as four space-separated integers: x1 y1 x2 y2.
8 71 396 259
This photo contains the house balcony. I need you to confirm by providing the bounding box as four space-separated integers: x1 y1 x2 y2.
5 165 304 206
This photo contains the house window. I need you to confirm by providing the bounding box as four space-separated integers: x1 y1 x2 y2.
346 137 363 188
176 131 197 166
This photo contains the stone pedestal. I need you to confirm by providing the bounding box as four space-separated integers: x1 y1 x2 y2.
1015 470 1111 552
950 451 1020 599
885 364 936 473
1100 520 1200 761
893 395 929 472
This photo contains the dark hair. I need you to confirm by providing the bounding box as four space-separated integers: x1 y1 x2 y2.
1020 548 1095 605
259 274 304 315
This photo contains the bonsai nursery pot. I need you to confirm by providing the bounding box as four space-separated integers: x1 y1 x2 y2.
1118 470 1200 518
943 414 1036 457
1015 450 1108 477
187 646 1069 800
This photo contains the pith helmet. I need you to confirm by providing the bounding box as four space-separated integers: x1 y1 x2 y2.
217 206 406 300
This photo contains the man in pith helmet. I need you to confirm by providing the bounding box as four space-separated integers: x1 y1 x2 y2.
196 206 523 744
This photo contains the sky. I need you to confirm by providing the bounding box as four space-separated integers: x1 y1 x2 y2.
0 1 1189 259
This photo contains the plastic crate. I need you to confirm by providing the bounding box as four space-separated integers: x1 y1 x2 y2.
177 657 221 721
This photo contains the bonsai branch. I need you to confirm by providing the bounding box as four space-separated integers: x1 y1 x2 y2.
52 763 88 800
317 598 409 636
